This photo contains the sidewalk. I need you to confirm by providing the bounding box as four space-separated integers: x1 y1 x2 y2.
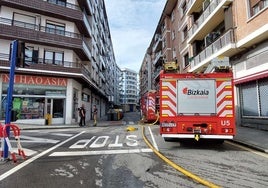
233 125 268 153
16 121 268 153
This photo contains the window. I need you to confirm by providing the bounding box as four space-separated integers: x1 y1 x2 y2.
13 13 36 29
264 0 268 7
183 53 189 68
47 0 66 7
44 50 64 65
253 4 260 15
46 21 65 36
25 46 34 64
182 26 188 40
172 30 175 40
181 1 187 15
171 11 175 22
249 0 268 16
173 48 176 59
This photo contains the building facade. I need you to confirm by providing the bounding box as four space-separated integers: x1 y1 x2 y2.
139 0 268 130
120 68 138 112
0 0 120 125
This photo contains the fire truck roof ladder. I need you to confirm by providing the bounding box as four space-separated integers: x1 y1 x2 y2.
204 57 231 73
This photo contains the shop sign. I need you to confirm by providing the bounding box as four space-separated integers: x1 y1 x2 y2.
2 74 67 86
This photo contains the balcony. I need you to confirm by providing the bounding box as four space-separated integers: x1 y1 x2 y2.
152 35 162 52
187 0 233 44
0 17 91 61
153 51 163 66
77 0 93 16
153 66 162 80
0 0 92 38
0 52 86 75
0 54 106 95
0 0 80 21
189 29 235 72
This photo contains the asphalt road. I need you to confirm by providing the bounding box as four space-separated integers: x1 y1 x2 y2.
0 112 267 188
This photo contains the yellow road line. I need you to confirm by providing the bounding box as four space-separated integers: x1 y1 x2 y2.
142 126 221 188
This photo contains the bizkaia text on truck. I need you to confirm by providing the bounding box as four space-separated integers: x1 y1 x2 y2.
159 62 236 142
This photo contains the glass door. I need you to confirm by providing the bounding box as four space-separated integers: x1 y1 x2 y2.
45 98 65 124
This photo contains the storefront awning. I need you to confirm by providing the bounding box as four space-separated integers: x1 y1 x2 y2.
234 70 268 85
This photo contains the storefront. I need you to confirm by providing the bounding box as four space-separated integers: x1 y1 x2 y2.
233 41 268 130
0 74 67 125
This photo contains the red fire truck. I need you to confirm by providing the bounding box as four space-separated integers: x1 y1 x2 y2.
140 90 159 123
159 61 236 142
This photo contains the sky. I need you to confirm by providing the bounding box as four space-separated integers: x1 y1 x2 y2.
104 0 166 73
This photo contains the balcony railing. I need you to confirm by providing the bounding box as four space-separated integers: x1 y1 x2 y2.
0 53 80 67
152 35 162 52
0 52 92 80
0 17 93 60
188 0 222 38
190 29 235 68
0 17 82 39
83 13 92 36
153 51 162 65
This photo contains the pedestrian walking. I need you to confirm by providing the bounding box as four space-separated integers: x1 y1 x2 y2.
93 105 98 126
78 104 86 126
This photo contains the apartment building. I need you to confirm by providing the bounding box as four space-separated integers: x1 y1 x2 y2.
120 68 138 112
140 0 268 130
0 0 119 125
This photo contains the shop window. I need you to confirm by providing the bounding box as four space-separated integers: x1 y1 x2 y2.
44 50 64 65
1 97 45 120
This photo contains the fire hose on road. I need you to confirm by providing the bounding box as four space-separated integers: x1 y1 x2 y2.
141 125 221 188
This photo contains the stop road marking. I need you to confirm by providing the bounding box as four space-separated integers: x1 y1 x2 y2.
69 135 139 149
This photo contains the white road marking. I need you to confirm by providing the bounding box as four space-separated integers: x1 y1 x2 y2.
16 135 59 143
51 133 74 137
49 148 153 157
0 131 85 181
90 136 109 148
70 137 96 149
11 148 37 156
148 126 159 151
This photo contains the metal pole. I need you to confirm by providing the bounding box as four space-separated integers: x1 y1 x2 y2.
3 40 18 159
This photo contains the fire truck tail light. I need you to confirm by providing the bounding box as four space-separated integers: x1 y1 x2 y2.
222 128 233 133
209 124 212 131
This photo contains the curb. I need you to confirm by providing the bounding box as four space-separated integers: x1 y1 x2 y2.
231 139 268 153
19 122 126 130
